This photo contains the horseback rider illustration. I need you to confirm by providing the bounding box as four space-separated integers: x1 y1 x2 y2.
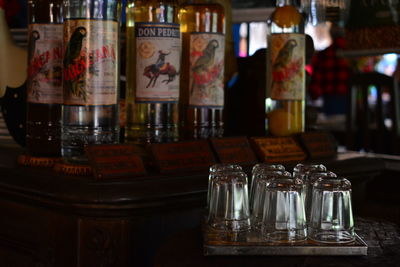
154 50 170 72
143 50 178 88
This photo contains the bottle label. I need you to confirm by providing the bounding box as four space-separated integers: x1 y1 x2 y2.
269 33 305 100
27 24 63 104
63 19 118 105
135 23 180 103
189 33 225 107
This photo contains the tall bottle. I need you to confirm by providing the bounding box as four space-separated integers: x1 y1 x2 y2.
125 0 181 145
26 0 63 157
62 0 121 163
179 0 225 139
266 0 305 136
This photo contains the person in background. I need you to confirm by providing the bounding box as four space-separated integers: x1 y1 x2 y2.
308 23 351 117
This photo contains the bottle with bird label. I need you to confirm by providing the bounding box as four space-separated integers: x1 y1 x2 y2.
62 0 121 163
179 0 225 139
266 0 305 137
26 0 63 157
125 0 181 146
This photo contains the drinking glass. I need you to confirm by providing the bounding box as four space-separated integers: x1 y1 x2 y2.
308 177 355 243
293 164 327 210
261 177 306 243
250 164 285 208
305 171 337 221
293 163 327 181
208 170 251 232
251 171 292 230
207 164 242 209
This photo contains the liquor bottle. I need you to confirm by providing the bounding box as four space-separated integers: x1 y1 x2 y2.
125 0 181 145
26 0 63 157
0 0 27 147
266 0 305 136
62 0 121 163
179 0 225 139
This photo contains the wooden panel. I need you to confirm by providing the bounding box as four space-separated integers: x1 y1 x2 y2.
299 132 337 159
151 140 215 173
251 136 307 163
78 218 131 267
86 144 146 179
0 198 77 267
210 137 258 165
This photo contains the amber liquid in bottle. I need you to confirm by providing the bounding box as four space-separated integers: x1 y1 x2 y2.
27 0 63 157
125 0 180 145
266 0 305 136
179 0 225 139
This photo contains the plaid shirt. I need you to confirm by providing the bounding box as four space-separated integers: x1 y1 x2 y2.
308 37 351 100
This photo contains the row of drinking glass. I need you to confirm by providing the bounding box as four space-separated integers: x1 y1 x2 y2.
206 163 355 244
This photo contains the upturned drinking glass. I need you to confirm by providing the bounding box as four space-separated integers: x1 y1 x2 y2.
305 171 337 222
250 163 285 208
251 171 292 230
252 163 285 176
293 164 327 213
308 177 355 244
261 177 307 243
208 170 251 232
293 163 327 181
207 164 243 209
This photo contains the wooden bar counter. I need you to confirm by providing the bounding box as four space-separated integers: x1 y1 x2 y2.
0 145 399 266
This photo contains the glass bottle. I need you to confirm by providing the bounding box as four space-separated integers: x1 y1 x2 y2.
26 0 63 157
62 0 121 163
179 0 225 139
266 0 305 136
125 0 181 145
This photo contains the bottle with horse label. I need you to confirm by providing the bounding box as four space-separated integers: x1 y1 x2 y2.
125 0 181 147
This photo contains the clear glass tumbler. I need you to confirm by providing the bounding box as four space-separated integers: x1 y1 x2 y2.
261 177 307 243
207 164 243 209
293 163 327 181
207 170 251 232
250 163 285 208
251 171 292 230
308 176 355 244
304 171 337 222
293 164 327 215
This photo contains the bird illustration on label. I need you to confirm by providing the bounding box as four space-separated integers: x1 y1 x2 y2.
190 39 223 104
63 26 87 101
143 50 179 88
271 38 303 97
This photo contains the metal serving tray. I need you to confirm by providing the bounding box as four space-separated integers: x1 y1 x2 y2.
203 226 368 256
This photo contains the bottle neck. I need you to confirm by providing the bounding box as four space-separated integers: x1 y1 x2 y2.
276 0 295 7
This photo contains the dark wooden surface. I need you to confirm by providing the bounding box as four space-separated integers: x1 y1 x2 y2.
154 218 400 267
0 146 399 266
